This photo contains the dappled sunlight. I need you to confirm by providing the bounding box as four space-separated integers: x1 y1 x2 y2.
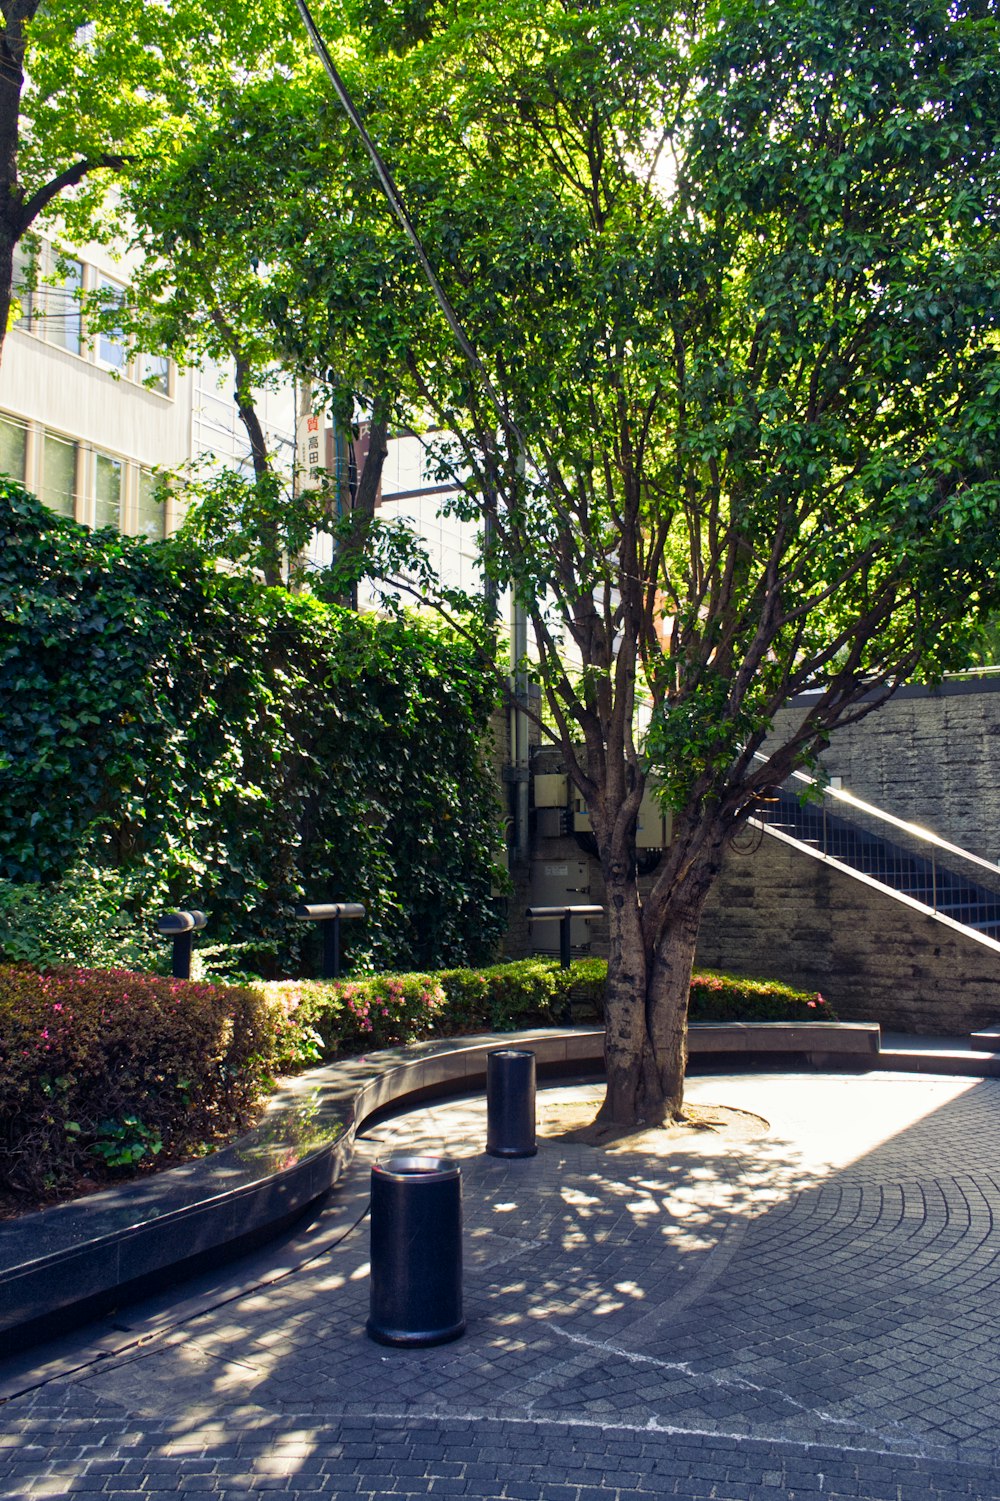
559 1186 602 1209
5 1068 1000 1481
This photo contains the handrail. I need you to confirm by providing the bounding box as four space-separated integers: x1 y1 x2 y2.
753 752 999 877
749 751 1000 939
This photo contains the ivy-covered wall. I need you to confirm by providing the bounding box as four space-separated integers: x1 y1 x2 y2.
0 482 505 974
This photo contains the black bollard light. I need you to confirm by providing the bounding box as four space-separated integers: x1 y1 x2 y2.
486 1048 537 1158
367 1155 465 1347
525 904 604 968
559 911 573 969
156 910 207 980
293 902 365 979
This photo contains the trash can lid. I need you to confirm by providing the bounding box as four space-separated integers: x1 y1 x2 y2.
488 1048 536 1059
373 1154 460 1181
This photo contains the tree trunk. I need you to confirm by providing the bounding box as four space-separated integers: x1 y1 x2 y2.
0 4 45 366
598 866 651 1122
233 351 283 587
599 828 727 1127
343 406 388 609
0 223 16 360
320 400 389 608
234 352 270 485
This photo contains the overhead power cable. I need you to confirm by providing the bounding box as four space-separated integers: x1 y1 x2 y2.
293 0 527 456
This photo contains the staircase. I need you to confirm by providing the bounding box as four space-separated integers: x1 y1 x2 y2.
753 768 1000 943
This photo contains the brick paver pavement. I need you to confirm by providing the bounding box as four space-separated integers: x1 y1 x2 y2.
2 1069 1000 1498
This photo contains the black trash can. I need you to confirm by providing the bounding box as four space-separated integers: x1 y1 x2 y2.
486 1048 537 1158
367 1155 465 1347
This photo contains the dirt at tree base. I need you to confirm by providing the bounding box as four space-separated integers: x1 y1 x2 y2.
537 1084 769 1154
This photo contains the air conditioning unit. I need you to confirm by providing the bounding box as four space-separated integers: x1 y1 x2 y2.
533 773 569 808
572 786 671 848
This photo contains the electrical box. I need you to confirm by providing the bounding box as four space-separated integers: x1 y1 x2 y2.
533 773 569 808
572 786 671 848
535 808 565 839
637 790 672 849
528 859 594 954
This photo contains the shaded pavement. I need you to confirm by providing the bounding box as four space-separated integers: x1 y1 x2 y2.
2 1069 1000 1498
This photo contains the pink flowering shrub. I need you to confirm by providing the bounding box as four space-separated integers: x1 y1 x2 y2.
263 958 597 1061
688 970 835 1022
0 964 288 1197
264 959 833 1067
0 956 834 1206
265 973 449 1060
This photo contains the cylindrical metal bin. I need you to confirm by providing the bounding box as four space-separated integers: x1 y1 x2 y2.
486 1048 537 1158
367 1155 465 1347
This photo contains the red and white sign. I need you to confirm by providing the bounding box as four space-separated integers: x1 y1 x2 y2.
296 413 324 485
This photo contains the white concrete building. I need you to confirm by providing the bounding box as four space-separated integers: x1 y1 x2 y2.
0 233 485 633
0 234 295 537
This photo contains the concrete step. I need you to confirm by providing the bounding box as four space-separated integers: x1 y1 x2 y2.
969 1023 1000 1052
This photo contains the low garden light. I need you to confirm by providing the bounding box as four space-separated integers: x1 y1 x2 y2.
293 901 366 980
155 910 208 980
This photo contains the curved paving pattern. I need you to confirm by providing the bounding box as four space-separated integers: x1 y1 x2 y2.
0 1022 886 1346
2 1070 1000 1499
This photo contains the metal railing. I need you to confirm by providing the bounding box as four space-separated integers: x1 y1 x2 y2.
751 759 1000 940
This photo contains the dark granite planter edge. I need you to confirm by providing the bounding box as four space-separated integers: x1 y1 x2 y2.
0 1019 893 1349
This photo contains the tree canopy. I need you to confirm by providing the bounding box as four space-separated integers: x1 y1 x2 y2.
0 0 301 352
265 0 1000 1120
12 0 1000 1124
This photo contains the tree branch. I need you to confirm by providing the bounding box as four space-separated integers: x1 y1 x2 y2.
16 154 129 235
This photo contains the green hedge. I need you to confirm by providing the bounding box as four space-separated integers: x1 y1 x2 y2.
689 971 834 1023
261 959 833 1064
0 958 833 1206
0 480 505 976
264 957 600 1062
0 963 293 1197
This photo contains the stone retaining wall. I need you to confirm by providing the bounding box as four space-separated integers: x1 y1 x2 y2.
697 834 1000 1035
771 676 1000 862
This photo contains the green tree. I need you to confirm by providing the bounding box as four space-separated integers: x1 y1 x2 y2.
105 70 393 590
0 1 302 358
280 0 1000 1122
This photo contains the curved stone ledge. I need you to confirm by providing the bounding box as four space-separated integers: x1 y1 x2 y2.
0 1017 922 1351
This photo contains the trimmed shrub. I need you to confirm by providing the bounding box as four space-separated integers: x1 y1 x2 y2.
263 958 598 1064
435 959 584 1032
566 964 833 1024
0 958 834 1208
688 971 835 1022
263 959 832 1066
0 963 289 1198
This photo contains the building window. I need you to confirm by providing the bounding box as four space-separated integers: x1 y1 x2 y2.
11 242 83 355
0 414 26 483
96 277 127 371
44 254 83 355
93 450 122 529
139 352 170 396
11 241 37 329
41 432 77 519
137 468 164 540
